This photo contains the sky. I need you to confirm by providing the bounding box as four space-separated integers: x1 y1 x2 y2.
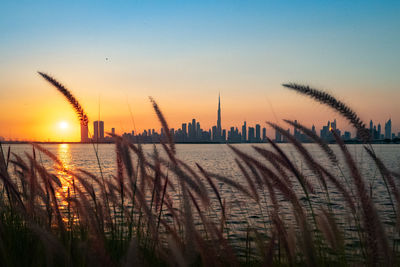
1 0 399 141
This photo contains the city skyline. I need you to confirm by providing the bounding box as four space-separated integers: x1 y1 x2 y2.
2 89 398 143
71 95 399 144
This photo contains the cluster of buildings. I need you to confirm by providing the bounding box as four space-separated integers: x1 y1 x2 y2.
120 95 269 143
79 96 399 144
369 119 395 140
80 120 115 143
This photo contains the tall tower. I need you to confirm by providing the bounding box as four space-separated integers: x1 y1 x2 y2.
94 121 99 141
241 121 247 142
94 120 104 141
80 122 89 142
385 118 392 139
217 93 222 139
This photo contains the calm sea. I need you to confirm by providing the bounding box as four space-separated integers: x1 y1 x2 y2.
3 143 400 249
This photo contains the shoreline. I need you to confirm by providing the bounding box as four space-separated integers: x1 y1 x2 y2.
2 140 399 145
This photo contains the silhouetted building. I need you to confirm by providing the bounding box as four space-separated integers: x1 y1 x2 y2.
262 127 266 141
385 119 392 139
294 120 300 139
282 129 290 143
321 119 341 142
94 121 104 141
212 126 217 141
275 129 282 142
248 127 255 142
228 127 241 142
241 121 247 142
343 131 351 141
182 123 187 139
312 125 316 135
80 122 89 142
255 124 261 142
215 93 222 141
378 123 382 139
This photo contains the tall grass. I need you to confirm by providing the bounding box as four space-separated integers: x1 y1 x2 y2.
0 75 399 266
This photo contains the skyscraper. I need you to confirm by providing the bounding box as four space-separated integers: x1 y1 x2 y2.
94 121 99 141
378 123 381 139
182 123 187 140
241 121 247 142
248 127 255 142
94 121 104 141
385 118 392 139
216 93 222 140
80 122 89 142
100 121 104 139
275 129 281 142
262 127 266 141
294 120 299 139
212 126 217 141
255 124 261 142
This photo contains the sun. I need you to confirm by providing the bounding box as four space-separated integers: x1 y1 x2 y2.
59 121 69 130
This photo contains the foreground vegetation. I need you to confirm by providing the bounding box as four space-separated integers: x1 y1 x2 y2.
0 74 399 266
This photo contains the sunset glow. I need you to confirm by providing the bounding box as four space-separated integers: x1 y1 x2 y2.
0 1 399 142
59 121 69 130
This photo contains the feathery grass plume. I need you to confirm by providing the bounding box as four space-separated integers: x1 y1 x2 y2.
365 146 400 226
37 72 88 126
0 150 26 210
268 122 329 193
78 168 113 228
128 142 149 196
156 171 169 232
205 171 253 199
270 211 294 265
316 208 344 252
180 181 197 263
175 159 210 205
31 143 63 168
29 157 65 231
149 97 175 154
332 131 390 265
260 138 316 265
252 146 293 187
284 119 338 164
317 164 356 213
149 145 163 212
282 83 370 142
243 158 264 189
255 143 356 213
234 159 259 202
264 136 315 195
166 161 210 205
196 163 225 216
228 144 297 204
116 136 134 181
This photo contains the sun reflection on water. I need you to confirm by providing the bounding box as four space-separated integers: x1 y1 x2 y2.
55 144 75 223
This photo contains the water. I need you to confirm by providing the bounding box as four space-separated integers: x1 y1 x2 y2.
3 143 400 253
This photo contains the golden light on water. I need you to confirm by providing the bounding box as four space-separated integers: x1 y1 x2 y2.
55 144 75 223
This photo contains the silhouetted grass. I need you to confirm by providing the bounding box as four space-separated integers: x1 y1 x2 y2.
0 76 399 266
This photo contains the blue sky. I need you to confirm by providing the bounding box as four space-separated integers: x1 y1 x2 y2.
1 0 399 140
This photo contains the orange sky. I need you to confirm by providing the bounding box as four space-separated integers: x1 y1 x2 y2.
1 1 399 141
0 70 398 142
